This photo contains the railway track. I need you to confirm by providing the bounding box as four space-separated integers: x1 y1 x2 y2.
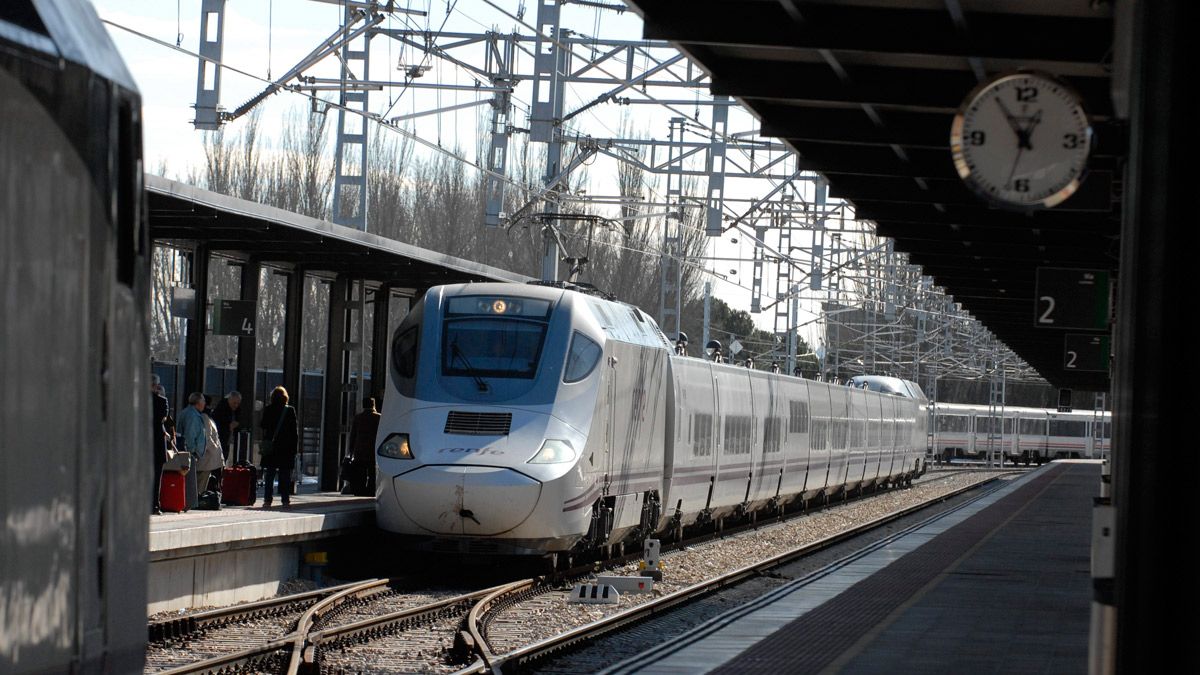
148 469 1011 674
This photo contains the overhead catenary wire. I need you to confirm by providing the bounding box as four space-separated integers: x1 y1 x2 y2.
103 8 1003 370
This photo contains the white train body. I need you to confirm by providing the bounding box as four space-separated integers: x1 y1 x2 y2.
375 283 927 555
930 402 1112 463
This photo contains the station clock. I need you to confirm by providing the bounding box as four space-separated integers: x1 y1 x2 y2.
950 71 1092 209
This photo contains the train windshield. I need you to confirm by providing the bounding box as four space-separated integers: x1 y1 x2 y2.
441 296 551 380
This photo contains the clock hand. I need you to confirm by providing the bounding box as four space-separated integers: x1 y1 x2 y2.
1018 109 1043 151
995 98 1024 139
1004 146 1025 191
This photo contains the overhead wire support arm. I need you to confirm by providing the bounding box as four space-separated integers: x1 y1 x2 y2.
306 0 427 15
224 10 385 122
561 53 686 124
504 143 604 228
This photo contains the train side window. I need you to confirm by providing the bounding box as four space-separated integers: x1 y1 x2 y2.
1019 418 1046 435
763 417 782 453
392 326 418 379
692 414 712 457
563 331 602 383
1050 420 1088 437
811 419 828 451
788 400 809 434
723 415 752 454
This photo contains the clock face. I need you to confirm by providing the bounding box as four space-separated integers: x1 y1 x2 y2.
951 72 1092 209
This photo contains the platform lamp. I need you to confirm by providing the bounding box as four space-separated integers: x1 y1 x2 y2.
675 332 689 356
705 340 723 363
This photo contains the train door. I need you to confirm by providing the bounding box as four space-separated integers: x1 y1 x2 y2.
783 379 811 498
831 387 851 491
847 387 868 488
602 351 616 488
866 393 883 484
806 382 833 498
1002 414 1016 463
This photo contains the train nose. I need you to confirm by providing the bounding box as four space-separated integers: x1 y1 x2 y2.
391 465 542 535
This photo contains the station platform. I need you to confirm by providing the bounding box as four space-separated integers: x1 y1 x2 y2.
147 491 375 615
609 461 1099 674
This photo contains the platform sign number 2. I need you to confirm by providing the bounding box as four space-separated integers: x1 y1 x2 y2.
1034 268 1111 330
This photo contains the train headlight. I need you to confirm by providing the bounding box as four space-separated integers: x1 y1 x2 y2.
527 439 576 464
378 433 414 459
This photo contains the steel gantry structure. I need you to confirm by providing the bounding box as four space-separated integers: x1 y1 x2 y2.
183 0 1042 388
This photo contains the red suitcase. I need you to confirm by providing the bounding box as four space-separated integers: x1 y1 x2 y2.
160 471 188 512
222 463 257 506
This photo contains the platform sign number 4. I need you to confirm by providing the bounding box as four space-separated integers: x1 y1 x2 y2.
213 299 256 337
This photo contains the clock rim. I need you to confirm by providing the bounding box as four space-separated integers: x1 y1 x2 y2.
950 70 1093 211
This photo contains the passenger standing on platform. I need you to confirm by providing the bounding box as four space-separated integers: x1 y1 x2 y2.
196 412 225 494
260 386 299 508
179 392 222 493
342 397 381 496
177 392 208 480
151 375 171 515
211 391 242 461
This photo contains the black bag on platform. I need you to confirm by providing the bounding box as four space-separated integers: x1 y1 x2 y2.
198 490 222 510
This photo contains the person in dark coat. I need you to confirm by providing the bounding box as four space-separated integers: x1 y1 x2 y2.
211 391 242 460
151 374 171 515
260 385 299 508
342 397 381 496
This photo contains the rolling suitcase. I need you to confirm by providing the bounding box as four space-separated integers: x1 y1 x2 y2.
222 463 257 506
233 430 251 464
159 471 188 513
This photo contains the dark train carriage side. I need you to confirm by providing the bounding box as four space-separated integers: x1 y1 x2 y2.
1 2 150 673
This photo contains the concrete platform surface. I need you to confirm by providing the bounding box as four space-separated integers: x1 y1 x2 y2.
147 492 375 615
607 461 1099 674
149 492 374 561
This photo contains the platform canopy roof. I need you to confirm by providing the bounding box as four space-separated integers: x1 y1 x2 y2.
625 0 1121 390
145 174 528 289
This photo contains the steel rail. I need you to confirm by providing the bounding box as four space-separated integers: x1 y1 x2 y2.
148 579 386 675
299 585 504 673
147 580 367 643
463 473 1011 673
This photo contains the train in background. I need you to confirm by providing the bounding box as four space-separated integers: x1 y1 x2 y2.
929 402 1111 465
1 2 150 672
374 282 928 565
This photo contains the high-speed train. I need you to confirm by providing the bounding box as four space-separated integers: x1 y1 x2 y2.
930 402 1111 465
375 282 927 561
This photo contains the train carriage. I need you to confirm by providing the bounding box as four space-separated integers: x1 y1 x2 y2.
930 402 1111 464
375 282 928 561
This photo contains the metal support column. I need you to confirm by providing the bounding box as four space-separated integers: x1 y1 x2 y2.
986 362 1005 467
282 269 305 420
658 117 686 337
1113 2 1195 669
182 244 210 397
235 259 260 435
322 276 351 491
704 95 729 236
531 1 568 280
702 281 712 353
193 0 226 130
750 214 768 313
370 284 392 405
483 36 516 227
331 6 370 229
